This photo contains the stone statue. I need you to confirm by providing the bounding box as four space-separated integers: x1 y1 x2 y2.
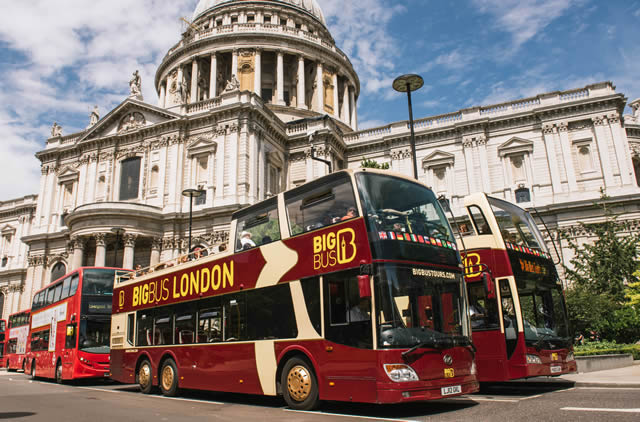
51 122 62 137
224 75 240 93
198 74 209 100
88 106 99 128
633 102 640 120
129 70 142 98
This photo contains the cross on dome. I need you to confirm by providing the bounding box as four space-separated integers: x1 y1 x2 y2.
192 0 326 25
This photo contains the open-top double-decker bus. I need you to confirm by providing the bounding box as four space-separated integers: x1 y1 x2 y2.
0 319 6 359
5 310 30 371
457 193 576 381
26 267 123 382
110 169 478 409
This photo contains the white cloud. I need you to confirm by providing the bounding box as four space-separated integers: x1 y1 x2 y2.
471 0 577 49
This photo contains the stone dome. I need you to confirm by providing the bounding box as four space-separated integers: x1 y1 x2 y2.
192 0 326 25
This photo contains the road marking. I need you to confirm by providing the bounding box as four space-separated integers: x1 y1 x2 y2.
577 387 640 390
520 394 542 400
77 387 122 394
562 407 640 413
284 409 418 422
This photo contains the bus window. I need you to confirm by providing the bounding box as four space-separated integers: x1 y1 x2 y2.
69 274 80 296
136 311 153 347
65 324 77 349
468 206 491 235
285 172 358 236
324 270 373 349
198 306 222 343
234 197 280 252
61 277 72 299
499 279 518 359
46 287 55 306
246 284 297 340
223 295 247 341
127 314 135 345
174 305 195 345
154 312 173 345
300 277 321 335
53 283 63 303
468 282 499 330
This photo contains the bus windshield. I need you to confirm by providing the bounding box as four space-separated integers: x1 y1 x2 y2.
488 197 547 252
82 269 116 296
518 282 571 348
356 173 458 266
375 264 469 349
0 320 5 332
79 317 110 354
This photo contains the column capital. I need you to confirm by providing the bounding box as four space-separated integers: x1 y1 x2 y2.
557 122 569 132
151 237 163 251
592 116 607 126
254 47 262 53
123 233 138 247
70 235 86 250
94 233 107 247
607 113 620 124
542 123 556 135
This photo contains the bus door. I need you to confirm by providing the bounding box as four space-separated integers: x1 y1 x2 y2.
467 280 503 381
497 278 528 378
322 270 376 403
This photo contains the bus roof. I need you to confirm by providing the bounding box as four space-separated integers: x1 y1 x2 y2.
32 266 125 297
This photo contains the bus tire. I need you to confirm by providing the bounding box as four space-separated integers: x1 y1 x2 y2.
30 360 37 380
137 360 153 394
5 360 11 372
55 362 64 384
159 359 179 397
281 357 319 411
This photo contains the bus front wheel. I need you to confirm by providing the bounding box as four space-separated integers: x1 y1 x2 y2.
30 360 37 380
159 359 180 397
138 360 153 394
55 362 63 384
281 357 319 411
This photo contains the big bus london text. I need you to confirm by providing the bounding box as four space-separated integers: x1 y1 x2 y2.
110 169 478 409
456 193 576 382
26 267 123 382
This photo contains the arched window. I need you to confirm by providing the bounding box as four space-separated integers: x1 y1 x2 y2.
51 262 66 282
119 157 141 200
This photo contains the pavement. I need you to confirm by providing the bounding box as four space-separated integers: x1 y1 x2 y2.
555 360 640 388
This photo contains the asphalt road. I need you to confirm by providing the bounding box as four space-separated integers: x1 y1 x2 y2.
1 370 639 421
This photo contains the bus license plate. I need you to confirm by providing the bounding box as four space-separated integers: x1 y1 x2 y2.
441 385 462 396
550 365 562 374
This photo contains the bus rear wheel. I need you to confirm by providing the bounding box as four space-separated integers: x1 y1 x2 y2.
138 360 153 394
159 359 179 397
55 362 64 384
281 357 319 411
30 360 37 380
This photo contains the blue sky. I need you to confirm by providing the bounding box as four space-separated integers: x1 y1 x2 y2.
0 0 638 201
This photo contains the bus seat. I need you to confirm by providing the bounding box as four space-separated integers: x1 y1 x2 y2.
179 330 193 344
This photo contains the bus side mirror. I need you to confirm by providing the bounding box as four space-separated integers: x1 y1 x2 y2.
483 272 496 299
357 275 372 298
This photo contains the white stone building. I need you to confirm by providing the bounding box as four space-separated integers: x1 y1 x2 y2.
2 0 640 316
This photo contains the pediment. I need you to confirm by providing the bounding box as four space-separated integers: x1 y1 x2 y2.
187 137 217 157
498 137 533 157
1 224 16 236
56 166 79 183
78 98 181 142
422 150 455 168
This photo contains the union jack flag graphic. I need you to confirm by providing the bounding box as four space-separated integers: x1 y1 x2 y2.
379 232 388 240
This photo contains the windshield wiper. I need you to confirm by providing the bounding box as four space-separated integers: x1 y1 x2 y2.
402 336 453 359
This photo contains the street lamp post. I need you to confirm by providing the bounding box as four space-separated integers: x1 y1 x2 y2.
393 74 424 180
110 227 124 267
182 188 205 256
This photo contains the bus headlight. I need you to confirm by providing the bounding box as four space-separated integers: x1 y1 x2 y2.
566 352 575 362
384 364 419 382
526 354 542 364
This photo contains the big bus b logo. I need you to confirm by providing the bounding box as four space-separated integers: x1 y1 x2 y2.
119 291 125 308
313 228 357 270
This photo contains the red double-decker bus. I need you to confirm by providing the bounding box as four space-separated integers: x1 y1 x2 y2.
456 193 576 381
4 310 30 371
110 169 478 409
0 319 6 360
26 267 122 382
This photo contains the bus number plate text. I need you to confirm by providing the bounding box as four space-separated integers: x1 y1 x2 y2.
550 365 562 374
441 385 462 396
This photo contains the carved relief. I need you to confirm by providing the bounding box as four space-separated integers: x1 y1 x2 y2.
118 112 146 133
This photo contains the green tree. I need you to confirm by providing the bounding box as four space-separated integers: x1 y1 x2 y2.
360 158 389 169
626 270 640 306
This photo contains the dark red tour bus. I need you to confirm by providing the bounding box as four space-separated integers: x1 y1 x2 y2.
4 310 30 371
457 193 576 381
26 267 123 382
110 169 478 409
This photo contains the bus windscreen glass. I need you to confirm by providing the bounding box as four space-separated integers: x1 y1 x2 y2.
488 197 547 252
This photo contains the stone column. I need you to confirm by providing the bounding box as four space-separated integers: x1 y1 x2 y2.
316 61 324 112
150 238 162 267
557 122 578 191
254 48 262 96
71 236 85 271
122 234 137 270
276 50 285 105
477 137 491 193
349 87 357 129
462 139 475 194
190 59 199 104
607 114 633 186
210 53 218 98
332 73 340 118
542 124 562 194
94 233 107 267
159 82 166 108
341 79 349 122
232 49 238 78
591 116 615 187
177 64 184 109
297 55 306 109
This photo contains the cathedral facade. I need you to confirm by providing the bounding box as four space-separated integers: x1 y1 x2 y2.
2 0 640 317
